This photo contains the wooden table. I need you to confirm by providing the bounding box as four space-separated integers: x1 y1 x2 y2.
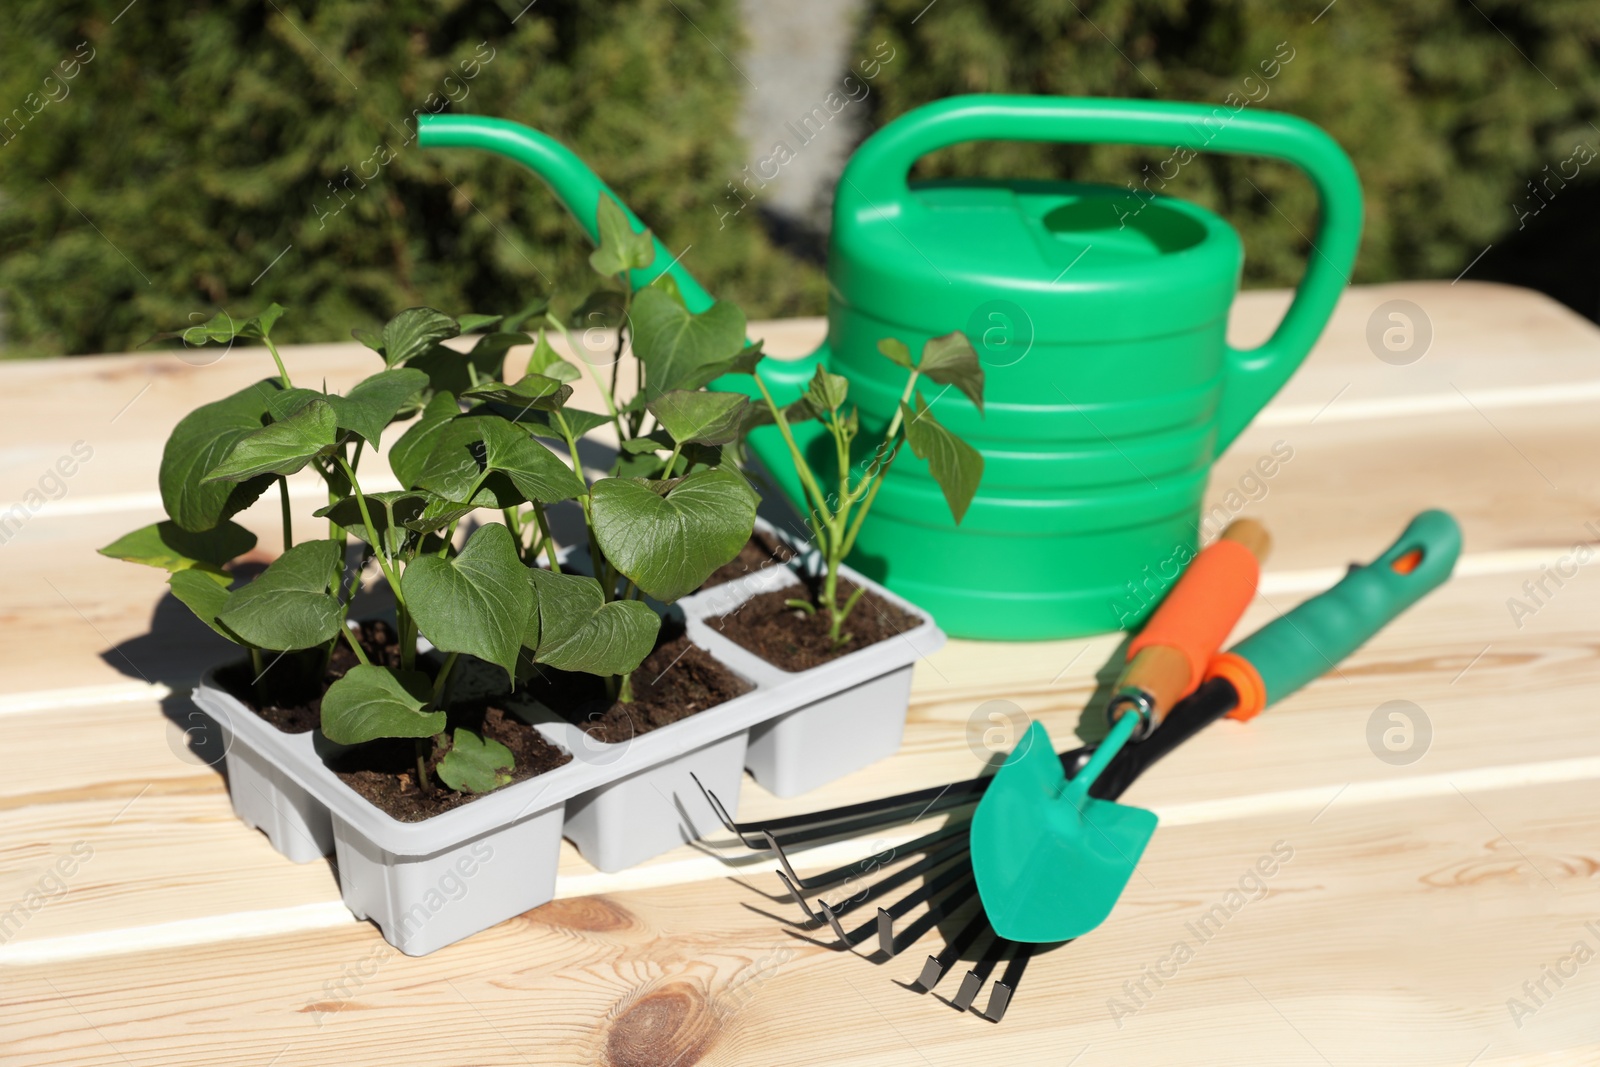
4 281 1598 1064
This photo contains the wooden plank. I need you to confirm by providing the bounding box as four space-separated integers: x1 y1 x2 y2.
3 777 1594 1065
0 568 1588 949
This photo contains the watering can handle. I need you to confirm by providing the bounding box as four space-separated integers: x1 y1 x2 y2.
840 95 1364 451
416 114 719 312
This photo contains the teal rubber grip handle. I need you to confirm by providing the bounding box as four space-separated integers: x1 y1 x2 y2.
416 114 717 312
839 94 1365 452
1232 510 1462 706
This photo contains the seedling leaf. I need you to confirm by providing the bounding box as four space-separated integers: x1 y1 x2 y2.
205 398 338 482
590 468 756 602
436 728 515 793
319 665 444 746
401 523 533 679
589 195 656 278
647 390 749 446
630 288 747 397
100 520 256 574
527 569 659 676
217 539 345 650
916 331 985 414
901 395 984 524
382 307 460 368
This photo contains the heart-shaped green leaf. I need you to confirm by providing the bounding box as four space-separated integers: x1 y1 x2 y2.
526 569 659 676
390 391 460 489
382 307 460 368
315 491 429 552
478 418 587 502
206 399 338 483
410 416 520 508
630 288 747 397
525 330 580 384
329 368 428 446
916 331 985 414
647 390 749 446
319 665 444 745
401 523 532 679
238 304 286 340
461 373 572 412
589 195 656 278
877 337 914 369
168 568 236 640
590 468 757 602
159 379 282 532
901 395 984 524
217 539 345 650
100 520 256 574
804 366 849 413
436 728 515 793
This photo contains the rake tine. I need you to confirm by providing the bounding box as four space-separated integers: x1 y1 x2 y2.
775 870 822 923
952 935 1007 1012
873 861 974 957
815 898 876 949
821 836 972 923
758 792 979 850
781 821 967 897
916 908 991 991
689 773 767 849
982 941 1035 1023
720 776 989 840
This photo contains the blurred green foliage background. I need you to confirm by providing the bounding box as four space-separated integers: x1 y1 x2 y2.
3 0 1598 357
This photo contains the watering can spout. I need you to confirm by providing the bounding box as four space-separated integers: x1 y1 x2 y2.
418 113 825 509
418 114 718 310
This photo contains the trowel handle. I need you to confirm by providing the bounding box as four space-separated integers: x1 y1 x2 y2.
417 115 717 311
1110 519 1269 739
840 94 1363 452
1210 510 1462 719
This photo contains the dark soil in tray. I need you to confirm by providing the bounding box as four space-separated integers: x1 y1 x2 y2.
217 619 573 821
696 528 797 591
521 621 751 744
707 580 920 672
216 619 405 733
329 704 572 822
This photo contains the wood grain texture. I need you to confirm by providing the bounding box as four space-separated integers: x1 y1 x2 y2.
1 283 1598 1064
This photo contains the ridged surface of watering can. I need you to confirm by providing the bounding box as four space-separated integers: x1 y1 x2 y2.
419 95 1362 640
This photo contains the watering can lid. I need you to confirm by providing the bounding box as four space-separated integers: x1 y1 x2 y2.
827 177 1243 345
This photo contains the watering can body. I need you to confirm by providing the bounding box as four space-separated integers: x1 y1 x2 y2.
419 95 1362 640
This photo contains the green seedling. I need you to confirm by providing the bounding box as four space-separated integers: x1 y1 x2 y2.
104 224 760 799
736 333 986 647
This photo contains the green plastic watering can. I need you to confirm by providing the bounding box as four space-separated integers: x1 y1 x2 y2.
418 95 1363 640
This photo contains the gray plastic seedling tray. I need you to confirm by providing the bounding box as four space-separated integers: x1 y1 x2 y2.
194 532 944 955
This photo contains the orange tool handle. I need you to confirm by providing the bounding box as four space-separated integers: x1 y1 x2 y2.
1115 519 1268 735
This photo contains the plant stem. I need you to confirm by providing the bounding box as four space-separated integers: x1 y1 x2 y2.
336 456 403 611
664 441 683 477
249 647 264 696
414 738 431 795
531 502 561 573
262 336 292 389
278 477 294 550
545 313 622 438
428 651 460 709
752 373 834 528
618 671 634 703
341 623 371 666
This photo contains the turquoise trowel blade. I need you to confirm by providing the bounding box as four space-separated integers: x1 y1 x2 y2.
970 721 1159 943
